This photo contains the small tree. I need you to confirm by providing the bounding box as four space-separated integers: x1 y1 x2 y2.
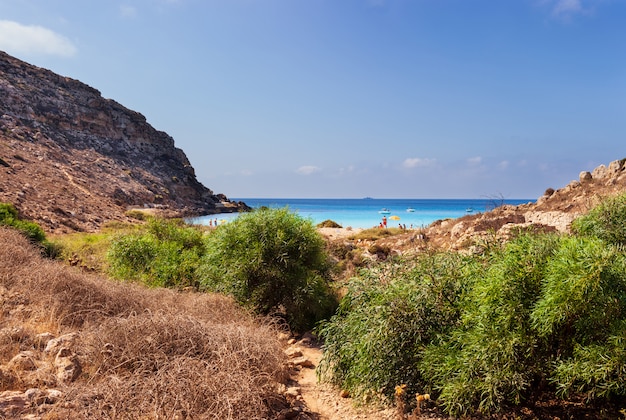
198 207 337 331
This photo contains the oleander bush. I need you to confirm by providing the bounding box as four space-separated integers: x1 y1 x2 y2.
426 229 626 416
532 236 626 401
198 207 338 332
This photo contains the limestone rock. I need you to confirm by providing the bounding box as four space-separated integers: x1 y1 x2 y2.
0 50 248 233
7 351 37 371
579 171 592 182
420 158 626 250
0 390 28 417
44 332 78 355
285 347 303 358
45 389 63 404
284 386 302 398
54 347 81 384
290 356 315 369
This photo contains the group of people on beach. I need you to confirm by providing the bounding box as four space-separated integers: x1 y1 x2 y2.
378 216 409 230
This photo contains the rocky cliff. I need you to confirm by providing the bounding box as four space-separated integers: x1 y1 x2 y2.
424 158 626 250
0 51 247 233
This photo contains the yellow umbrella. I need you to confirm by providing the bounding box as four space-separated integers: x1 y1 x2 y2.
389 215 401 220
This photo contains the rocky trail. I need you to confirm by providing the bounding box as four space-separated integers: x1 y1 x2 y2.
283 334 400 420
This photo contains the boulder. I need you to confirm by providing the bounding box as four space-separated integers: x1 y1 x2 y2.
0 391 28 417
7 351 37 371
579 171 592 182
44 332 78 355
54 347 81 384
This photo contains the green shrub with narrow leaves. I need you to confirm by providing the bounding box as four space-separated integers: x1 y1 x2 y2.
107 218 205 288
317 251 479 404
551 332 626 399
315 194 626 416
531 235 626 400
571 193 626 245
420 233 561 415
198 207 337 332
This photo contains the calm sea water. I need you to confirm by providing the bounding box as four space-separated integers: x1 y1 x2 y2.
188 198 533 230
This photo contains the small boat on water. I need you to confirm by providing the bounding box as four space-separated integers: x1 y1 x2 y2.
406 207 415 212
378 208 391 214
466 208 474 213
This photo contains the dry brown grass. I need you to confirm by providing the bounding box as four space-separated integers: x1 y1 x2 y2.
0 227 290 419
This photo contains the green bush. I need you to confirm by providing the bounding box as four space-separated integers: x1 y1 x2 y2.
317 219 342 228
571 193 626 245
198 207 337 331
0 202 55 256
0 202 19 221
107 218 205 288
551 333 626 400
315 193 626 416
421 233 561 415
531 236 626 400
317 251 478 404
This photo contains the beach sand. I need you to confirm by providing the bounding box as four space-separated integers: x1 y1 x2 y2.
317 227 363 240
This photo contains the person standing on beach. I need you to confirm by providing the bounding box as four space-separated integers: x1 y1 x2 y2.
382 216 387 228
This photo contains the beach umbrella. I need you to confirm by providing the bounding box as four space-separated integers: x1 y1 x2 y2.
390 215 401 220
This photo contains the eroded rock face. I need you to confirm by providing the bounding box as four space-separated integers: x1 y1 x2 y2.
423 159 626 250
0 51 247 233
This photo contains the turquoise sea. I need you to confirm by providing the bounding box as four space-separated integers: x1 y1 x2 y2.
189 198 534 230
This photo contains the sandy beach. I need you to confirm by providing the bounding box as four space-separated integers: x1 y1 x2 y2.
317 227 363 240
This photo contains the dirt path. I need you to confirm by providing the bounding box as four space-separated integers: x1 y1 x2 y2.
286 335 397 420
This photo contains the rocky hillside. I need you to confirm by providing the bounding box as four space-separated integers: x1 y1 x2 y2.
0 51 247 233
424 158 626 250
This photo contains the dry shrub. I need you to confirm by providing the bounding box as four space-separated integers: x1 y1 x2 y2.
473 214 526 232
0 228 289 419
66 311 286 419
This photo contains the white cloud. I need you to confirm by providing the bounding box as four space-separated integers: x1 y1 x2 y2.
498 160 510 170
0 20 77 57
553 0 583 15
402 157 436 169
296 165 321 175
467 156 482 165
544 0 590 18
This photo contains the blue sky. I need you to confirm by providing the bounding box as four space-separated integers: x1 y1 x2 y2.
0 0 624 199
